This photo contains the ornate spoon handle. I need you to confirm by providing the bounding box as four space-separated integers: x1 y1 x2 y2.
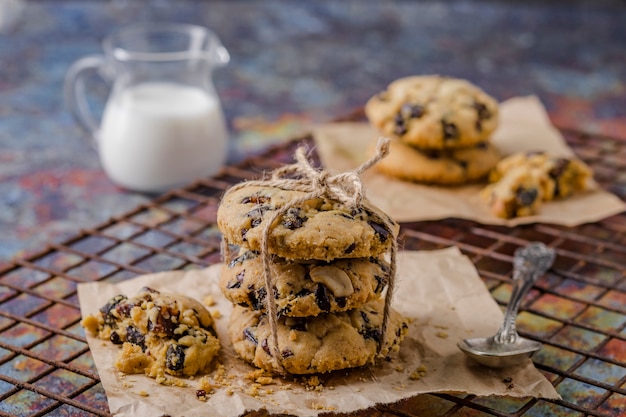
494 242 555 345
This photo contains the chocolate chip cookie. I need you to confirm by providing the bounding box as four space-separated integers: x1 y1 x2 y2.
228 299 409 374
488 151 592 200
221 249 389 317
365 75 499 149
217 185 399 261
481 166 546 218
82 287 220 382
481 152 593 218
372 136 501 185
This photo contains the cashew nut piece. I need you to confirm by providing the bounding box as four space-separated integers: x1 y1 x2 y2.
309 266 354 297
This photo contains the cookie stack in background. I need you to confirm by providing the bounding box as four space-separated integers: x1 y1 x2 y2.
216 184 409 375
365 75 501 185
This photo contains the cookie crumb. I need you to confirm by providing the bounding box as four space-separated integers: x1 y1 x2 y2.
245 369 275 385
138 390 149 397
304 376 324 391
435 331 449 339
409 364 428 380
246 383 262 397
204 295 216 306
211 309 222 319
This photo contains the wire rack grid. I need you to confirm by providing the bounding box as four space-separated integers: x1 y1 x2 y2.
0 123 625 417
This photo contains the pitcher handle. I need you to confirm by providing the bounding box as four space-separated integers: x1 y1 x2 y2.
63 55 107 147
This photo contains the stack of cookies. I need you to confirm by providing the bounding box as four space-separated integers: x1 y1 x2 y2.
217 184 409 374
365 75 501 185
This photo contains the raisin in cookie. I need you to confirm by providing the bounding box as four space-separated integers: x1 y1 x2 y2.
82 287 220 383
372 136 500 185
221 249 389 317
365 75 499 149
217 185 399 261
488 152 592 200
228 299 408 374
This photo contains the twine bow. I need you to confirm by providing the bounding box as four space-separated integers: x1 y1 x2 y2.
222 137 397 374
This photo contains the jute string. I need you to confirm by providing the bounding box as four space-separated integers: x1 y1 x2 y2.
221 137 397 374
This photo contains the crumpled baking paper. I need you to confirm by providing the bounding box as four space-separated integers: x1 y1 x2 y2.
312 96 625 226
77 247 559 417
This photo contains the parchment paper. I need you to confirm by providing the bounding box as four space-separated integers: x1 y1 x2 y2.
312 96 625 226
78 247 559 417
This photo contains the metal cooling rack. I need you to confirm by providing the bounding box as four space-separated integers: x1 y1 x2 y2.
0 124 624 417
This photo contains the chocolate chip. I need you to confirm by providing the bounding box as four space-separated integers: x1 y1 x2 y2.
374 275 387 294
282 348 294 358
295 288 312 298
515 187 538 206
282 207 307 230
248 287 267 310
228 251 259 268
243 327 258 345
367 220 390 242
314 284 331 312
442 120 459 141
475 119 483 132
475 142 488 150
336 297 347 308
362 328 382 344
100 294 127 325
241 194 270 204
360 311 370 324
110 331 123 345
473 102 491 120
126 325 146 350
394 115 407 135
344 242 356 254
115 302 135 320
400 103 425 119
549 158 570 179
166 344 186 371
147 306 178 337
196 389 207 399
351 207 364 217
245 205 272 228
227 271 245 289
261 339 272 356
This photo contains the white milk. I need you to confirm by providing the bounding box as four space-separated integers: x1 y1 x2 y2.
98 82 228 192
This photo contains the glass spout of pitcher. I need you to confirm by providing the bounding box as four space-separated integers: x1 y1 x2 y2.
65 23 230 193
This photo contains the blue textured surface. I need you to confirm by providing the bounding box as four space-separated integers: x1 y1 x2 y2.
1 0 625 266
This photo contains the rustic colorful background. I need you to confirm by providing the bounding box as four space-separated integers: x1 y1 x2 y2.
1 0 625 267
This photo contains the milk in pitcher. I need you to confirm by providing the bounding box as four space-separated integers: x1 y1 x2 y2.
98 82 228 192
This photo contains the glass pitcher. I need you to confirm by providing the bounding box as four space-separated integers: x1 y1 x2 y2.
64 23 230 193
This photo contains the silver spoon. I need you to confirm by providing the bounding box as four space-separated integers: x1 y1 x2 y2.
458 242 555 368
